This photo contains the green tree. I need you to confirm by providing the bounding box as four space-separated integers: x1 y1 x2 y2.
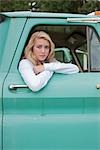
78 0 100 14
0 0 100 13
0 0 31 12
34 0 82 13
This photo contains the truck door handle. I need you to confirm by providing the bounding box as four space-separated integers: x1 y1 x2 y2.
9 83 100 90
96 84 100 89
9 84 28 90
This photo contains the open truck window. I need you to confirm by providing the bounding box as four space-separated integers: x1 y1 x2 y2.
27 25 100 72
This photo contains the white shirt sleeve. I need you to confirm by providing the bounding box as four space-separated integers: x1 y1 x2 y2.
44 61 79 74
18 59 53 92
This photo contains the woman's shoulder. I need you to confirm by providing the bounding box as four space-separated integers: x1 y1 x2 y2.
20 58 33 64
19 59 34 69
20 58 29 63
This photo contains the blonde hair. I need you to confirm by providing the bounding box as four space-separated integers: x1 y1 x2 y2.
24 31 55 65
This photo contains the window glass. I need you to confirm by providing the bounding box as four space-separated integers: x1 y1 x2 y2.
89 28 100 71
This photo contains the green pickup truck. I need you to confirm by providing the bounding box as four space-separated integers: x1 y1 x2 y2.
0 11 100 150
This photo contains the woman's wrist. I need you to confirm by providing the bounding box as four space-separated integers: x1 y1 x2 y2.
34 64 45 74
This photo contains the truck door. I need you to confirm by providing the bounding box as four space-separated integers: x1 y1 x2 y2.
2 18 100 150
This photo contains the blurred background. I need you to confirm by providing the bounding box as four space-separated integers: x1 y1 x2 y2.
0 0 100 14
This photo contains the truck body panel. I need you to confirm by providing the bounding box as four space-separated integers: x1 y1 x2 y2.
0 11 100 150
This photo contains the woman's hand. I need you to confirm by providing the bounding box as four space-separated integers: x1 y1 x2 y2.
34 65 45 74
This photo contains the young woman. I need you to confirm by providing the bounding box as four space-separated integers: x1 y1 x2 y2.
19 31 79 92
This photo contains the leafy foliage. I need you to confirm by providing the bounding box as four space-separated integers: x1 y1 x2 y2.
0 0 100 14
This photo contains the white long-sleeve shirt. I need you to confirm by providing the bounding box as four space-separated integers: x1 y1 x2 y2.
19 59 79 92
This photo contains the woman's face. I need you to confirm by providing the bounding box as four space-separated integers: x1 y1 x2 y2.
33 38 50 62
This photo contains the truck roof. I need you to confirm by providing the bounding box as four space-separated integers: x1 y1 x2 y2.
1 11 100 19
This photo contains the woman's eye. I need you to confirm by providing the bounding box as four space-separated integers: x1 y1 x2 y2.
37 45 49 50
45 46 49 49
37 45 42 49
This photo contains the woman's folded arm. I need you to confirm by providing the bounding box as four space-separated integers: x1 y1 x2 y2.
44 62 79 74
19 59 53 92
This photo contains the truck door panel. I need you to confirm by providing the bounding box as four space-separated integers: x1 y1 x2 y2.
3 70 100 149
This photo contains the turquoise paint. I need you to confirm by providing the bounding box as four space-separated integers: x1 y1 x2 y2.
0 17 10 68
0 73 8 150
0 17 27 72
0 11 100 150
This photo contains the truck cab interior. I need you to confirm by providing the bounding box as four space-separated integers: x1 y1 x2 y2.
24 25 100 72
